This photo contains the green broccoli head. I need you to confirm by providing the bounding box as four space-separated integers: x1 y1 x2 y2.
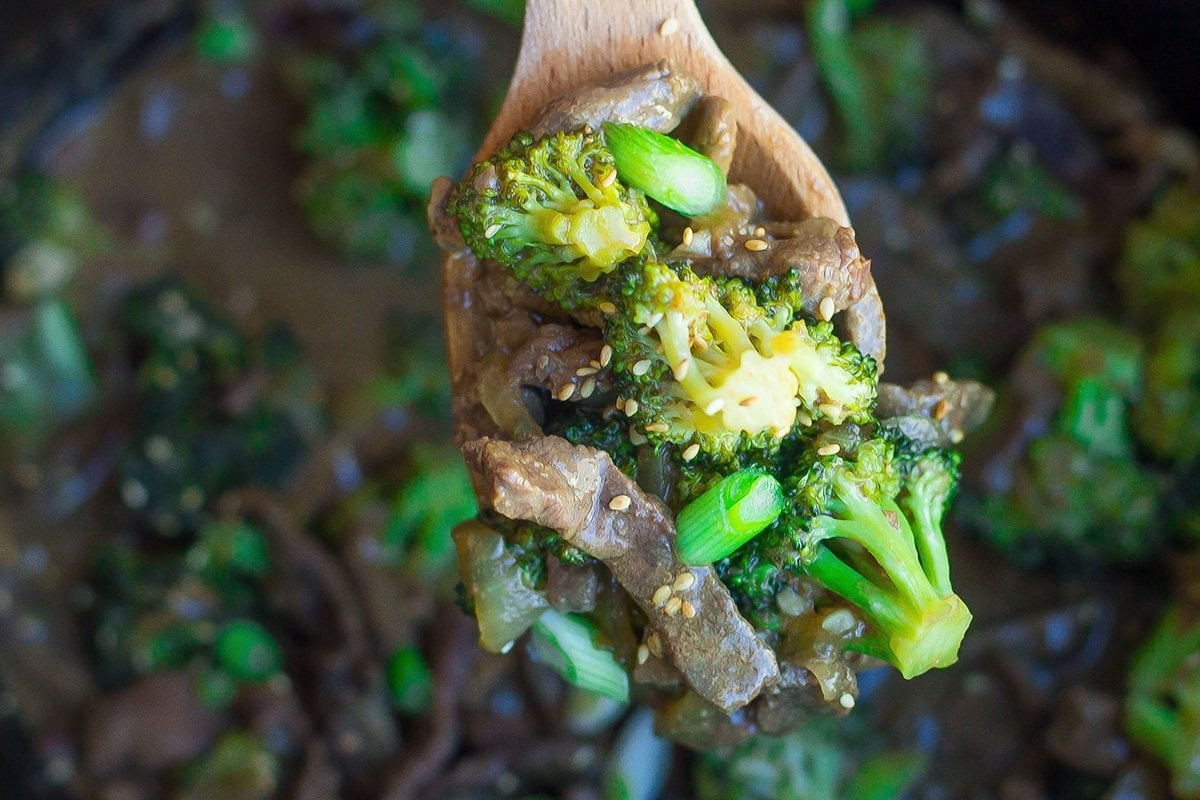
450 128 655 308
778 434 972 679
606 260 877 463
1126 603 1200 799
1133 307 1200 465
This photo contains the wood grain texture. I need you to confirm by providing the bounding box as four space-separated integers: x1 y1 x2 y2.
482 0 849 224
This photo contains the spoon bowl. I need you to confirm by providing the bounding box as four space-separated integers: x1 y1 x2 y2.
481 0 849 224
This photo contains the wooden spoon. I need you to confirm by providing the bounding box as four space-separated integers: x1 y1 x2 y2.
480 0 849 225
437 0 886 443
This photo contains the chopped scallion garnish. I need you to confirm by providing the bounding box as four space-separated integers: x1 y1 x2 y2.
676 468 784 564
603 122 727 216
530 609 629 703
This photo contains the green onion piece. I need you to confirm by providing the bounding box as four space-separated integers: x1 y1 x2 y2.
676 469 784 565
530 609 629 703
844 750 927 800
385 646 433 715
602 122 726 216
603 707 672 800
214 620 282 683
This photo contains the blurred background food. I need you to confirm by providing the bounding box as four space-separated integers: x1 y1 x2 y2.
1 0 1198 798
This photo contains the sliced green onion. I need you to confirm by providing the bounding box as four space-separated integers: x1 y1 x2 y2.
385 646 433 715
530 609 629 703
602 122 727 216
603 707 672 800
676 468 784 565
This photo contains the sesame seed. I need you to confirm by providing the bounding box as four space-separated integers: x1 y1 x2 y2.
796 412 813 427
839 693 856 709
644 422 670 433
576 366 598 377
652 585 672 607
629 430 648 445
615 396 626 410
557 383 575 401
753 226 766 238
632 359 652 376
625 399 640 416
599 170 617 188
682 443 701 461
647 632 664 658
599 301 617 315
673 572 697 592
674 358 691 380
600 344 613 367
933 370 950 384
739 395 759 407
817 443 841 457
819 296 835 321
664 597 683 617
818 402 841 419
609 494 632 511
659 16 680 36
537 355 550 370
949 429 965 444
681 601 696 619
744 238 768 252
703 398 725 416
682 226 694 247
484 223 502 238
637 644 650 665
589 360 602 370
580 377 596 398
933 399 951 420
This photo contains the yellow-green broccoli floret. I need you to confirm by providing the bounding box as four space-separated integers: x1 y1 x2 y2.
449 128 654 309
607 260 876 461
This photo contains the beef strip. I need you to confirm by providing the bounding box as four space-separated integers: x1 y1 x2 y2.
677 95 737 173
544 558 599 613
461 435 779 713
506 324 613 402
529 60 702 138
877 374 996 448
684 216 872 317
843 278 888 367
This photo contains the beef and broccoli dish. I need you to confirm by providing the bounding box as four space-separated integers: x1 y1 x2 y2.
2 0 1200 798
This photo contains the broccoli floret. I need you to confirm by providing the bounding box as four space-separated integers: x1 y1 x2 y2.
1116 182 1200 326
607 260 876 462
1125 603 1200 798
777 435 971 679
450 128 655 308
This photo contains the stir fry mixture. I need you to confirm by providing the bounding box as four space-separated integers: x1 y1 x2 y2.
1 0 1199 798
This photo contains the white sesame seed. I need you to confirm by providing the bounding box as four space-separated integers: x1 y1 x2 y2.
753 226 766 238
659 16 680 36
609 494 631 511
599 301 617 315
484 223 502 238
647 632 664 658
637 644 650 665
703 398 725 416
599 170 617 188
744 238 768 252
629 430 648 445
674 358 691 381
817 443 841 457
950 429 965 444
681 601 696 619
644 422 670 433
580 377 596 398
599 345 613 367
682 226 694 247
796 412 813 427
682 443 701 461
823 608 857 634
673 572 697 592
819 296 835 321
557 383 575 401
839 692 856 709
652 585 672 607
615 396 626 410
576 366 598 377
625 399 640 416
632 359 652 376
818 402 841 419
933 370 950 384
537 355 550 370
664 597 683 617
